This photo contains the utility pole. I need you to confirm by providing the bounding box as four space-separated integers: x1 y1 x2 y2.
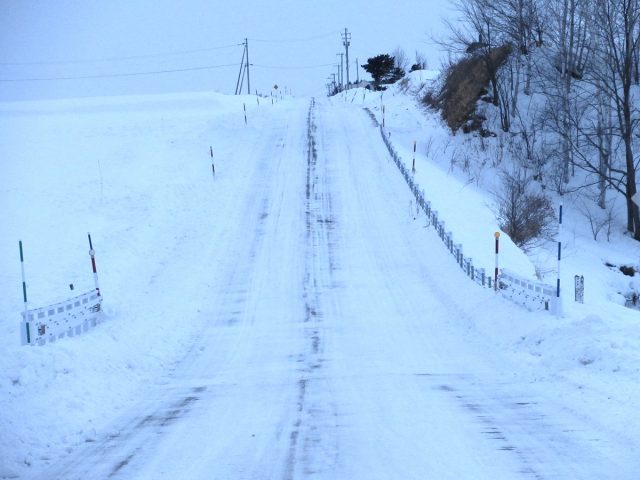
235 39 251 95
235 42 246 95
342 28 351 89
245 38 251 95
337 53 344 91
355 57 359 83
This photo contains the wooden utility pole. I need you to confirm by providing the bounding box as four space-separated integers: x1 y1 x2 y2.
235 44 246 95
245 38 250 95
342 28 351 89
235 39 251 95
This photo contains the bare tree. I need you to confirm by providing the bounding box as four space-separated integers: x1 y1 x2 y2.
567 77 613 209
545 0 592 185
439 0 640 241
446 0 545 129
485 0 544 97
494 167 556 249
591 0 640 239
391 47 410 75
512 97 542 169
413 51 428 71
576 192 617 241
447 0 506 106
497 56 516 130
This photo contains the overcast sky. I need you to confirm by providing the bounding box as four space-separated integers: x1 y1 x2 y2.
0 0 456 100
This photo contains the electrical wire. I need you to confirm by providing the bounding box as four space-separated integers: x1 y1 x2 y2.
247 32 338 43
251 63 335 70
0 43 243 67
0 63 240 82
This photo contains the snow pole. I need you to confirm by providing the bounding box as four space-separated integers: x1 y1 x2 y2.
88 233 101 296
494 232 500 291
210 146 215 177
243 103 247 125
382 104 385 128
412 140 416 173
19 240 31 344
19 240 28 315
556 202 563 316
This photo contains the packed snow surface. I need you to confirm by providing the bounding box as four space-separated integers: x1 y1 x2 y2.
0 90 638 479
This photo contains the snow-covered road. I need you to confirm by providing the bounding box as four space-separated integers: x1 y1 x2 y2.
24 98 636 479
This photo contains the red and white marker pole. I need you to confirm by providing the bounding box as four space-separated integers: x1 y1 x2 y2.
494 232 500 291
19 240 28 315
19 240 31 344
88 233 101 296
412 140 417 173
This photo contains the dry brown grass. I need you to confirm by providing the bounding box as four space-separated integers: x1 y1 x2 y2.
426 45 511 132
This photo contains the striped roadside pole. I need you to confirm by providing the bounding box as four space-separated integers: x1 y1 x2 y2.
19 240 30 343
88 233 101 296
556 202 563 316
494 232 500 291
412 140 417 173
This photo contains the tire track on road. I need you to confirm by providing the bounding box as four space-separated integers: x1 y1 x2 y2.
284 98 340 479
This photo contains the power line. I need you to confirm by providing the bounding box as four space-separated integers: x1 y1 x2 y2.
247 32 338 44
0 43 243 67
0 63 240 82
252 63 335 70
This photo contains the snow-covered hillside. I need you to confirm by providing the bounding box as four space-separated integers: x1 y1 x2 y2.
1 89 638 479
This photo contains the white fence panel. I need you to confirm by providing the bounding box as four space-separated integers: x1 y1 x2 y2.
20 290 103 346
499 269 556 311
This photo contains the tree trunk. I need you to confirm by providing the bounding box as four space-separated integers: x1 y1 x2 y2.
623 87 640 237
524 53 532 95
597 103 610 209
489 64 500 106
561 73 572 185
511 57 520 117
559 0 574 185
620 0 640 239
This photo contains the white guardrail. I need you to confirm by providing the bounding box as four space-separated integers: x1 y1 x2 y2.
20 290 103 346
368 109 555 312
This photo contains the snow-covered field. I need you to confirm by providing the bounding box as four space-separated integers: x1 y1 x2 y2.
1 88 639 478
